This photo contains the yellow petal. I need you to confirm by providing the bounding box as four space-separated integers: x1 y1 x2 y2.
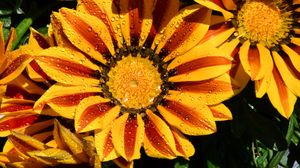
34 84 101 119
111 113 144 161
158 92 216 135
195 0 234 20
209 103 232 121
143 110 177 159
75 96 120 132
171 128 195 159
34 47 100 86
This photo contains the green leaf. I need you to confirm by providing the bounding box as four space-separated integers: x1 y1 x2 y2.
174 158 189 168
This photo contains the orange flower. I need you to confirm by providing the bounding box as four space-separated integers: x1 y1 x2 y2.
197 0 300 118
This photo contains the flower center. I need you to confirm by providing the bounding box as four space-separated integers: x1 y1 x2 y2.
106 55 162 109
237 0 293 47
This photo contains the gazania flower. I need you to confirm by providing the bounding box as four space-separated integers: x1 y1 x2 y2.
196 0 300 118
30 0 239 162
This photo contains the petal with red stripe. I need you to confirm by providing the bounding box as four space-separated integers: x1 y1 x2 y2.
53 120 88 162
195 0 234 20
153 5 211 61
34 84 101 119
0 114 39 137
267 65 296 119
168 45 232 82
77 0 123 47
158 92 216 136
209 103 232 121
113 157 134 168
95 125 119 161
75 96 120 132
34 47 100 86
143 110 177 159
111 113 144 161
0 98 34 116
57 8 115 64
239 41 273 80
171 128 195 159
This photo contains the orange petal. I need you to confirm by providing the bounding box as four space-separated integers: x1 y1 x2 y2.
34 47 100 86
111 113 144 161
34 84 101 119
195 0 234 20
209 103 232 121
28 28 51 50
267 66 296 118
153 4 211 61
168 45 232 82
172 73 239 105
95 125 119 161
143 110 177 159
0 22 5 59
0 115 39 137
158 92 216 136
171 128 195 159
75 96 120 132
57 8 115 64
53 120 89 162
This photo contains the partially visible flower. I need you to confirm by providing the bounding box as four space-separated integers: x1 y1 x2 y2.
32 0 239 162
197 0 300 118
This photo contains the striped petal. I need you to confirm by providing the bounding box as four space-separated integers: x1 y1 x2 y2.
144 0 180 46
199 22 235 47
55 8 115 64
0 98 34 116
77 0 123 48
53 120 88 162
275 45 300 97
255 69 272 98
0 22 4 57
172 73 239 105
0 115 39 137
34 47 100 86
171 128 195 159
168 45 232 82
28 28 51 50
158 92 216 136
143 110 177 159
153 4 211 61
119 0 156 46
3 26 16 54
0 54 33 84
267 65 296 118
209 103 232 121
75 96 120 132
95 125 118 161
239 41 273 80
27 148 80 165
34 84 101 119
111 113 144 161
195 0 234 20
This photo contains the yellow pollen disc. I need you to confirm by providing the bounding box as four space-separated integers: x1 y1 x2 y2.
107 55 162 109
237 0 292 47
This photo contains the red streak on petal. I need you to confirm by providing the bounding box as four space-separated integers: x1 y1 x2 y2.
49 92 97 106
128 0 143 46
229 45 241 77
60 9 110 55
162 100 215 131
273 66 290 115
9 136 37 153
173 133 185 156
172 56 231 76
248 46 260 79
114 157 132 168
200 22 232 44
0 104 33 112
174 79 239 93
30 60 52 80
78 102 113 132
283 55 300 80
124 114 138 159
159 8 209 57
144 116 176 157
0 54 31 79
36 56 96 78
32 32 50 49
80 0 118 45
0 115 38 132
103 132 114 159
